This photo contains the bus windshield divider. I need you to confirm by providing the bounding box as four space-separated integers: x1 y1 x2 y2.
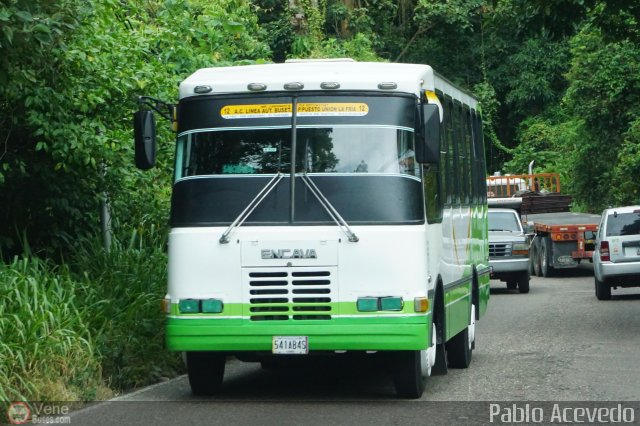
219 172 284 244
300 172 359 243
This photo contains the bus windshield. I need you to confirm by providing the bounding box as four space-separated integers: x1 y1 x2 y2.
175 125 418 180
170 93 425 226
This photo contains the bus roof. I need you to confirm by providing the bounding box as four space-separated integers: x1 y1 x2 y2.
179 60 478 108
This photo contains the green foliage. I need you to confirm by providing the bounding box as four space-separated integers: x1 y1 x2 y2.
0 223 181 401
0 257 110 401
253 0 296 62
4 0 640 401
473 81 512 173
309 33 381 61
500 38 570 118
558 20 640 211
0 0 271 259
504 112 581 177
71 225 183 391
611 118 640 205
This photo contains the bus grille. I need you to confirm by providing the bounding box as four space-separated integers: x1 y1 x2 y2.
489 243 512 257
244 267 335 321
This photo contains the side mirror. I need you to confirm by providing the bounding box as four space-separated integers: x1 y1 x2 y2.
524 222 535 235
134 110 157 170
416 103 440 164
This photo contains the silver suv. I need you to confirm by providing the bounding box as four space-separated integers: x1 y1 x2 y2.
593 205 640 300
488 208 531 293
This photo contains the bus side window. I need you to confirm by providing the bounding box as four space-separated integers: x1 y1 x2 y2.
463 106 473 206
452 100 462 206
443 96 454 207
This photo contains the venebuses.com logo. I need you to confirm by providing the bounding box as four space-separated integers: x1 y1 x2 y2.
6 402 30 424
5 401 71 424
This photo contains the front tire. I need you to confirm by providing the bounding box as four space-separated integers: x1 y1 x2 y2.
517 270 530 294
393 350 425 399
186 352 226 396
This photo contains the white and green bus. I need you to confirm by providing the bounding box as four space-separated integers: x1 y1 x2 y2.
134 59 490 398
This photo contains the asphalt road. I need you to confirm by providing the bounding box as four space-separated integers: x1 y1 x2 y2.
69 265 640 425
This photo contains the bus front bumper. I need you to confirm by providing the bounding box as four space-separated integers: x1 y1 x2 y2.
166 316 429 352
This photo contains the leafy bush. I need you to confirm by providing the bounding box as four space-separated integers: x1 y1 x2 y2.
0 223 182 401
71 225 183 391
0 257 110 401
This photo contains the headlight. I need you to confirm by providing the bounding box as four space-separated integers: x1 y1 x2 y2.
512 242 529 255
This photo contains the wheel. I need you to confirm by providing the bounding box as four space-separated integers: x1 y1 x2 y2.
532 239 542 277
186 352 226 396
517 270 530 294
528 248 535 276
541 237 554 277
393 350 425 398
506 280 518 290
595 275 611 300
393 322 438 398
446 305 475 369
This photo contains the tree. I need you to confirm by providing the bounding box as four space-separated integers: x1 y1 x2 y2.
0 0 271 258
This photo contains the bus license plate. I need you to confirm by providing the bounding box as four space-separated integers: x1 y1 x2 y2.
272 336 308 354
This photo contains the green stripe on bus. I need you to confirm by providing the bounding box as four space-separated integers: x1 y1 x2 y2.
166 315 430 351
170 301 429 317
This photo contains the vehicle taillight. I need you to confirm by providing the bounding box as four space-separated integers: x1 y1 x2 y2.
600 240 610 261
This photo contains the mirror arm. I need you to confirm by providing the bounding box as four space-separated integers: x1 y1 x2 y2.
137 96 174 123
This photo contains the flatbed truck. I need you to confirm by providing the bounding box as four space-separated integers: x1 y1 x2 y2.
524 212 600 277
487 173 600 278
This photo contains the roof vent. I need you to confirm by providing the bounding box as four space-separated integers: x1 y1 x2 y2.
320 82 340 90
194 85 212 94
378 82 397 90
247 83 267 91
284 82 304 90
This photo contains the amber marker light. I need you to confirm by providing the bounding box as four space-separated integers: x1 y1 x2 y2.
414 297 429 313
160 298 170 314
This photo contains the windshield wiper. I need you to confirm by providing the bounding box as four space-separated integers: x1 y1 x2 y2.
300 172 359 242
219 172 284 244
489 228 517 232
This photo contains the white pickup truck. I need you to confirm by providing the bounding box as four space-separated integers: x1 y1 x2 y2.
488 208 531 293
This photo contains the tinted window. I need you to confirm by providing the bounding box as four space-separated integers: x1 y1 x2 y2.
606 212 640 236
444 97 454 206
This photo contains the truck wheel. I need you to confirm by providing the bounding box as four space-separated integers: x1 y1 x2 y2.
541 237 554 277
532 239 542 277
595 276 611 300
186 352 226 396
446 305 474 369
517 270 530 294
528 252 535 276
393 350 425 398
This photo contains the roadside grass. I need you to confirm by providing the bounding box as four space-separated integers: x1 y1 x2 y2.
71 225 184 391
0 224 184 402
0 257 111 401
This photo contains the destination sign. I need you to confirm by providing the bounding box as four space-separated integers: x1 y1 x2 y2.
220 103 369 119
